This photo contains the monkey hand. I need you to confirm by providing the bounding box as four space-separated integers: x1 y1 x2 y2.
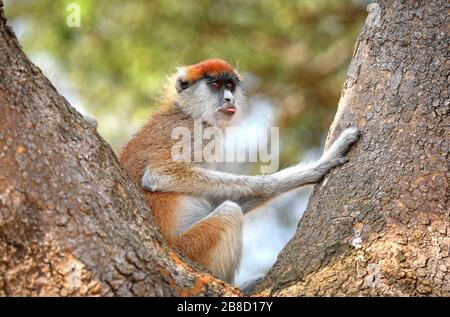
319 127 360 168
269 127 360 192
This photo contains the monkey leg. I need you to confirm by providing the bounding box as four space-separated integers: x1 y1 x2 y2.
173 200 243 283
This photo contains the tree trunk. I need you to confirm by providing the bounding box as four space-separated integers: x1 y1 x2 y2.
0 1 239 296
257 0 449 296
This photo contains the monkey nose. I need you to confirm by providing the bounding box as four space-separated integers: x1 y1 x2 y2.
224 97 234 105
223 90 235 105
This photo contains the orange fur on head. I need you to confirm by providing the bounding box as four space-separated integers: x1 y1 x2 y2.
186 59 239 82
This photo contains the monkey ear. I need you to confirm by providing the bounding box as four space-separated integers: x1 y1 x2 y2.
175 68 190 93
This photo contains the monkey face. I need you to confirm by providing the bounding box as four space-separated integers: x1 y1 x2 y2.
175 71 248 128
173 59 248 127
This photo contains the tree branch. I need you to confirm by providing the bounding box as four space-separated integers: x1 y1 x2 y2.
257 0 449 296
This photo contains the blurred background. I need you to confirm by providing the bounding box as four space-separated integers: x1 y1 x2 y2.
5 0 368 286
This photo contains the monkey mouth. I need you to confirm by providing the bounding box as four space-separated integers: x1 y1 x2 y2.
217 105 236 116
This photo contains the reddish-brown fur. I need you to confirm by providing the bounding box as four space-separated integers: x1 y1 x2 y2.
186 59 236 82
174 217 227 269
119 85 233 268
119 104 190 239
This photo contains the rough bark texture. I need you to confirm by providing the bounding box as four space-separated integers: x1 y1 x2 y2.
258 0 449 296
0 1 240 296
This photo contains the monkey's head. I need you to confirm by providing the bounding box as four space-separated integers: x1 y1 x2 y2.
173 59 248 127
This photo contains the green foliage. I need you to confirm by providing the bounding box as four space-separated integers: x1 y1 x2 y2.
5 0 367 162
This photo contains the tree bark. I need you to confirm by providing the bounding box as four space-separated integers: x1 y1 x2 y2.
257 0 449 296
0 1 239 296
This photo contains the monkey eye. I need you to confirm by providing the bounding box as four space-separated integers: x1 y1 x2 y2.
226 81 236 91
211 81 221 89
180 80 190 90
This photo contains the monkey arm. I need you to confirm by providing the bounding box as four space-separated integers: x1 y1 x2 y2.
142 166 275 199
142 160 333 201
142 128 360 202
237 161 336 213
238 127 361 213
142 160 335 204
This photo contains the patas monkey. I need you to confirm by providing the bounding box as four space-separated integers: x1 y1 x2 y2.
119 59 360 284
